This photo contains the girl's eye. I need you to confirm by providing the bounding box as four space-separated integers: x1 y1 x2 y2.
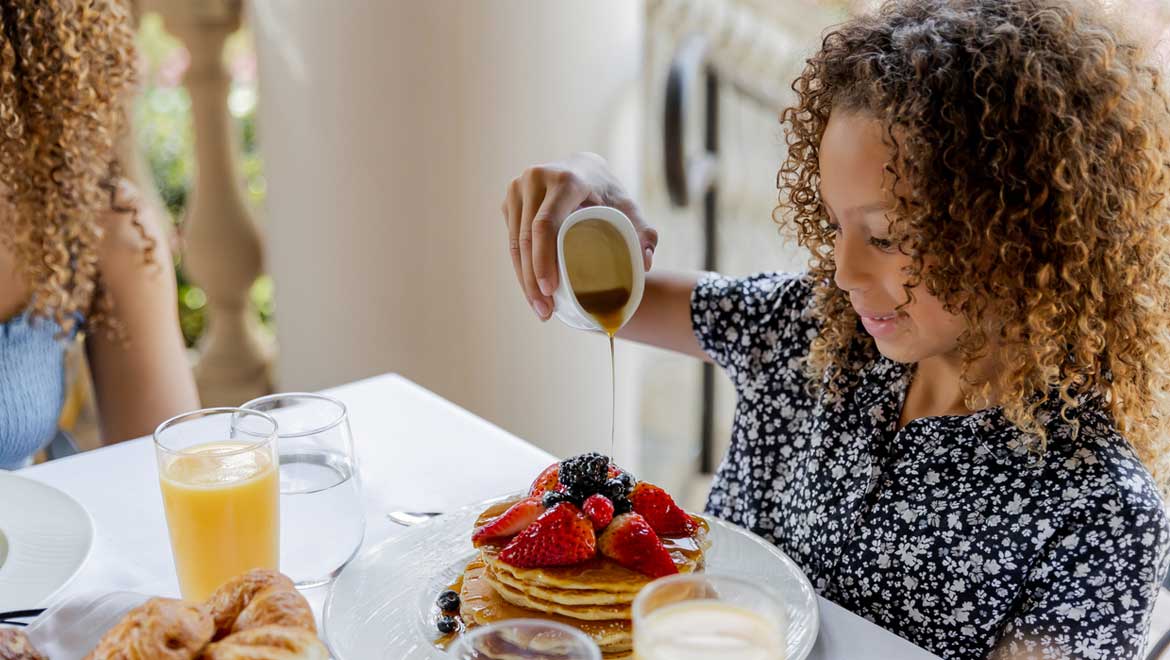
869 236 896 251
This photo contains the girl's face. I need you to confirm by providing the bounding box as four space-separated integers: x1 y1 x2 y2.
818 110 969 365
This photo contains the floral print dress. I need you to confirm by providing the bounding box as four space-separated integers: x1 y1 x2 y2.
690 272 1170 660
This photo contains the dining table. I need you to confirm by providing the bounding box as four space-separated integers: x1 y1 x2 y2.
14 372 939 659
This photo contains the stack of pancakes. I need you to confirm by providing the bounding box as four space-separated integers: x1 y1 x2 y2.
457 500 710 659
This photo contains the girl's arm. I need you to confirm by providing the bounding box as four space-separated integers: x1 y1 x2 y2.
86 183 199 443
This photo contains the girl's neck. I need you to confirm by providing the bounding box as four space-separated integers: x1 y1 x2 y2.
898 351 996 429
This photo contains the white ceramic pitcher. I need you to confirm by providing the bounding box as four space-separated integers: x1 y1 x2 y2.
551 206 646 333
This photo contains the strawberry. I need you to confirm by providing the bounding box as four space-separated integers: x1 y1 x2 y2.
528 463 561 497
583 494 614 529
472 497 546 544
597 513 678 578
499 503 596 568
630 482 696 536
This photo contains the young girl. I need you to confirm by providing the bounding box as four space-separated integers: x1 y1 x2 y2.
502 0 1170 657
0 0 197 468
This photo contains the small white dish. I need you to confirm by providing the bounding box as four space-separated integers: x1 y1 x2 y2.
0 473 95 610
552 205 646 333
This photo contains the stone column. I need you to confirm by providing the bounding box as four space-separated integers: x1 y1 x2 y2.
148 0 272 406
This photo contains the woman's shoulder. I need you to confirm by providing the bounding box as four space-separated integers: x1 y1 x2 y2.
92 180 172 300
694 271 816 315
1045 402 1166 520
691 271 819 339
690 271 820 375
95 180 167 261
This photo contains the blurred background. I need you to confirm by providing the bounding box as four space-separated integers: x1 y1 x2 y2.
63 0 1170 508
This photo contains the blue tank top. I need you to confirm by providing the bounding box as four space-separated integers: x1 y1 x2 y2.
0 311 71 469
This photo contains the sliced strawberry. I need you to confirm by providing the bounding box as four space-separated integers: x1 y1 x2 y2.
598 513 678 578
630 482 696 536
499 503 596 568
528 463 561 497
583 494 614 529
472 497 546 544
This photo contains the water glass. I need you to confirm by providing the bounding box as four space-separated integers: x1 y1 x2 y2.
240 392 364 588
447 620 601 660
154 407 280 601
632 574 788 660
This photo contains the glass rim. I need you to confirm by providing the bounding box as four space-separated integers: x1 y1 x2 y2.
239 391 349 438
631 572 785 620
153 407 278 457
448 618 601 659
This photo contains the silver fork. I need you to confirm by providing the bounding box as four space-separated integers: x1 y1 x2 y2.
386 511 441 527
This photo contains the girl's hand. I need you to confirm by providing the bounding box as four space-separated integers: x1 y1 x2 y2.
502 152 658 320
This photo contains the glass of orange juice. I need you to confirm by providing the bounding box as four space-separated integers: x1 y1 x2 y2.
154 407 280 601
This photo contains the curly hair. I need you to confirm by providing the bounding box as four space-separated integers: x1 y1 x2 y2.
776 0 1170 486
0 0 150 338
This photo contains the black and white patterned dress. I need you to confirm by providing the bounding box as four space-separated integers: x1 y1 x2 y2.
690 272 1170 660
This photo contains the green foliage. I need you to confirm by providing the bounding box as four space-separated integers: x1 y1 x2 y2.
135 14 271 348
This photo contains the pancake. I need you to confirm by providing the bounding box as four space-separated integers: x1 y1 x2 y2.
448 497 711 659
459 558 632 654
484 565 632 621
487 562 639 606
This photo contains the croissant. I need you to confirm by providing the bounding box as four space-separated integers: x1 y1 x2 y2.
0 629 48 660
44 569 326 660
204 569 315 639
83 598 215 660
198 626 329 660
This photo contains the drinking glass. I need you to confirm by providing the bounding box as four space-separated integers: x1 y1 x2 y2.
447 620 602 660
240 392 364 588
154 407 280 601
632 574 788 660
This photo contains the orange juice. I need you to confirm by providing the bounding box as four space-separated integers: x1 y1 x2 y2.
159 441 279 600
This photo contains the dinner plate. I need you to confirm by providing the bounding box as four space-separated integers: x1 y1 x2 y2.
0 473 94 610
325 495 819 659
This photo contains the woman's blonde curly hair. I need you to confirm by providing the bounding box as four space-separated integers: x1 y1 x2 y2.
0 0 149 337
777 0 1170 486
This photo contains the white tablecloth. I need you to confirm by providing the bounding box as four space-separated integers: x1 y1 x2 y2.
17 373 937 660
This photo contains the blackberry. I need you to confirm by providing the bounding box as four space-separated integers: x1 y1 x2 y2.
436 589 460 612
559 452 610 493
603 477 630 501
436 615 459 634
563 483 593 506
542 490 570 507
613 496 633 515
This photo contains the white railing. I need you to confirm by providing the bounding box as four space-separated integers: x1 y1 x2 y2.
639 0 843 488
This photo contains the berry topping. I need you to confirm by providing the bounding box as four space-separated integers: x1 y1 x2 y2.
603 477 629 501
436 615 459 634
542 490 571 508
471 496 547 544
528 462 561 497
630 482 696 536
499 502 597 568
436 589 460 612
583 494 615 529
558 452 610 494
598 513 679 578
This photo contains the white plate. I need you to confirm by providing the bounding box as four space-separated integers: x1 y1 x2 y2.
0 473 94 610
325 495 819 659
